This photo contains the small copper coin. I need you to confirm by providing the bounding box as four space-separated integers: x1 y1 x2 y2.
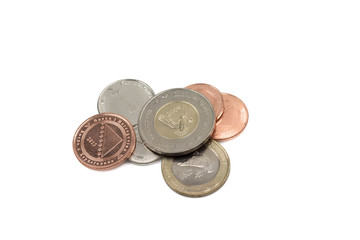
185 83 224 121
212 93 248 141
73 113 136 170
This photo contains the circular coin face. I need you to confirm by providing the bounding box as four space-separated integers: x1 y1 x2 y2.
97 79 155 125
73 113 136 170
129 125 161 165
161 140 230 197
212 93 248 141
138 88 216 156
185 83 224 121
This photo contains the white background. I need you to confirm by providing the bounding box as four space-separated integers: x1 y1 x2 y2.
0 1 359 239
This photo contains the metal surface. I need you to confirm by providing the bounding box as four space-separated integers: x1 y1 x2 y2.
212 93 248 141
97 79 155 125
185 83 224 121
138 88 215 156
129 125 161 165
73 113 136 170
161 140 230 197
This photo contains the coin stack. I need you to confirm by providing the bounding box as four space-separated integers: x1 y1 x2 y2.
73 79 248 197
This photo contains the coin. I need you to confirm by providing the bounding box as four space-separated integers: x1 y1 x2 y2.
73 113 136 170
138 88 216 156
161 140 230 197
129 125 161 165
97 79 155 125
212 93 248 141
185 83 224 121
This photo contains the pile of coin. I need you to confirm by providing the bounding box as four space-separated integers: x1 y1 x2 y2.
73 79 248 197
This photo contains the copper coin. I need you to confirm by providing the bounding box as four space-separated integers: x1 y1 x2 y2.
185 83 224 120
212 93 248 141
73 113 136 170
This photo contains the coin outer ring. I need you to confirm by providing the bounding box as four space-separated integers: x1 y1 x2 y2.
97 79 155 125
138 88 216 156
212 93 249 142
72 113 136 170
185 83 224 121
161 140 230 197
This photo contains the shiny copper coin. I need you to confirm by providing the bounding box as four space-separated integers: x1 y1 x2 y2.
212 93 248 141
185 83 224 120
73 113 136 170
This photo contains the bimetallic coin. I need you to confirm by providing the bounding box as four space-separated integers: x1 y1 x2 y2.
73 113 136 170
97 79 155 125
129 125 161 165
161 140 230 197
185 83 224 121
212 93 248 141
138 88 216 156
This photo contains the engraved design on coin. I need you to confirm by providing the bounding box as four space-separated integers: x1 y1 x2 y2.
84 122 124 159
212 93 248 141
138 88 216 156
97 79 155 125
161 140 230 197
73 113 136 170
185 83 224 121
154 101 199 139
171 149 219 186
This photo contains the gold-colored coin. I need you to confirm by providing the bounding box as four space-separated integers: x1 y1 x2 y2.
161 140 230 197
154 101 199 139
138 88 215 156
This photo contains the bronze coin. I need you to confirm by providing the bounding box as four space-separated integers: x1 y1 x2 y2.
212 93 248 141
185 83 224 121
73 113 136 170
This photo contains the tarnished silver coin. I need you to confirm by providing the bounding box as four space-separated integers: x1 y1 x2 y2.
161 140 230 197
138 88 216 156
129 125 161 165
97 79 155 125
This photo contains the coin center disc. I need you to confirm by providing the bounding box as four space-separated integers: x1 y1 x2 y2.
82 122 126 162
154 101 199 139
171 147 220 186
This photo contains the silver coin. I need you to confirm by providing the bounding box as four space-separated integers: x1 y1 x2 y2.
138 88 215 156
129 125 162 165
97 79 155 125
161 140 230 197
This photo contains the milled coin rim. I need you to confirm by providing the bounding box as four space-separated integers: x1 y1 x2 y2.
138 88 216 156
161 140 230 197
